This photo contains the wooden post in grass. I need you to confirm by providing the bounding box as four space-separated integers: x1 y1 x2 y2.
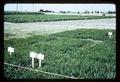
8 47 14 55
108 32 113 38
30 51 37 68
36 53 44 67
32 57 34 68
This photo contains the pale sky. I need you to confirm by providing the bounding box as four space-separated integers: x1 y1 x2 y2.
4 4 115 12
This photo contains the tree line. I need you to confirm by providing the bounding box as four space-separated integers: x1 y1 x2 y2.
39 9 115 14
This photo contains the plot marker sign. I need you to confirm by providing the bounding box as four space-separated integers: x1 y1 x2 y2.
8 47 14 55
36 53 44 67
30 51 37 68
108 32 113 38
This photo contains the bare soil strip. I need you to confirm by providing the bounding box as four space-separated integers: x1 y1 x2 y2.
4 18 115 39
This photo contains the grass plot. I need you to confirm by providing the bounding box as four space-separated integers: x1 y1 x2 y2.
4 14 115 23
4 29 116 79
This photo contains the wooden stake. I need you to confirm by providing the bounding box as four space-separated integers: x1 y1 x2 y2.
10 52 12 55
39 59 41 67
109 35 112 38
36 53 44 67
32 58 34 68
30 51 37 68
8 47 14 56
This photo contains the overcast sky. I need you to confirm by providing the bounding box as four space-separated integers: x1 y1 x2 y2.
4 4 115 12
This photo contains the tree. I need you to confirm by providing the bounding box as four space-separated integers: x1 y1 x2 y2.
91 11 94 14
112 11 116 14
87 11 90 14
67 11 71 13
59 11 66 13
103 13 106 16
95 11 97 14
97 11 99 14
77 12 80 14
100 11 103 14
84 10 88 13
107 11 116 14
39 9 44 12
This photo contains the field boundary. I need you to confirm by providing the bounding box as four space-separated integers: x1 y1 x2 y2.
4 62 78 79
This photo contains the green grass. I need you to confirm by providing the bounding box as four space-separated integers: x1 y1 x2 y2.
4 29 116 79
4 13 115 23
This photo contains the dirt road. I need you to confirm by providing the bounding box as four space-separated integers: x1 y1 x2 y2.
4 18 116 39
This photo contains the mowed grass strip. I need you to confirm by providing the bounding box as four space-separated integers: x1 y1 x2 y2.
4 29 116 79
4 13 115 23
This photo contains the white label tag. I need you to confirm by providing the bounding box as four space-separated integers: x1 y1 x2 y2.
37 53 44 60
30 51 37 58
8 47 14 53
108 32 112 36
8 47 14 55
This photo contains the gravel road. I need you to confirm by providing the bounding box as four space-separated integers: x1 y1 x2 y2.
4 18 116 39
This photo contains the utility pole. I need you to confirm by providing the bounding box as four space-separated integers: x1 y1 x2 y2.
17 4 18 12
36 4 37 12
33 4 34 12
20 4 22 12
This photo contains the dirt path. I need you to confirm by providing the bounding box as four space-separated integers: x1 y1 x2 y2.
4 18 116 39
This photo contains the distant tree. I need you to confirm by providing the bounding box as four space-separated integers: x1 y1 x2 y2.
39 9 44 12
59 11 66 13
63 11 66 13
91 11 94 14
84 10 90 14
67 11 71 13
59 11 62 13
77 12 80 14
84 10 88 13
100 11 103 14
95 11 97 14
87 11 90 14
112 11 116 14
44 10 52 12
103 13 106 16
108 11 116 14
97 11 99 14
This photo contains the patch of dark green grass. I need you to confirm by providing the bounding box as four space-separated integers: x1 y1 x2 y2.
4 29 116 79
4 14 115 23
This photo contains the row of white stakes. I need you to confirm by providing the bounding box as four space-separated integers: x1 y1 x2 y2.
30 51 44 68
7 47 44 68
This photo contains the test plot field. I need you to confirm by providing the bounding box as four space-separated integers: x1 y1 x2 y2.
4 13 115 23
4 29 116 79
4 3 116 79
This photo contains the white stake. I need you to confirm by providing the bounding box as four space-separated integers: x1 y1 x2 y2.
36 53 44 67
108 32 113 38
8 47 14 55
10 52 11 55
32 58 34 68
109 35 112 38
30 51 37 68
39 60 41 67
